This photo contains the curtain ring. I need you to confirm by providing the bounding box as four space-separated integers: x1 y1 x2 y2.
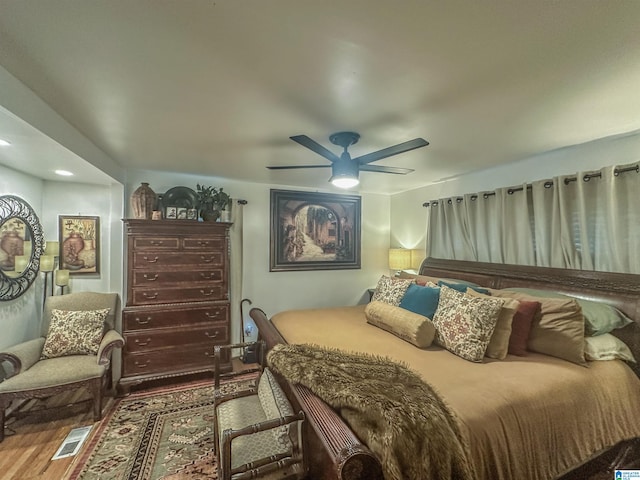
470 195 477 201
456 197 463 203
483 193 490 199
544 181 553 188
507 188 515 195
583 174 591 182
447 199 452 205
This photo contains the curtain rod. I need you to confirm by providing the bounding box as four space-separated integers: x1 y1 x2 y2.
422 164 638 207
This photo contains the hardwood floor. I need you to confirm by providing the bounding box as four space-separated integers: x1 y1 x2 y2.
0 389 113 480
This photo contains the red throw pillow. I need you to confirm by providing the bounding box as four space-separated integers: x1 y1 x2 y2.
508 300 541 356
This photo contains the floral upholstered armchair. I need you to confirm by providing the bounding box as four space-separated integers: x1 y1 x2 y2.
0 292 124 441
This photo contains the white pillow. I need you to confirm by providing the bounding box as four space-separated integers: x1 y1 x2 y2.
584 334 636 363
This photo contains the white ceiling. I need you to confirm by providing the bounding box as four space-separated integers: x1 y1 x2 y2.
1 1 640 194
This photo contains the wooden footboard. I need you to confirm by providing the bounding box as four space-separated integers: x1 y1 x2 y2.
250 307 383 480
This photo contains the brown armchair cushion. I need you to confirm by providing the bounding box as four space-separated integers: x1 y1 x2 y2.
41 309 109 359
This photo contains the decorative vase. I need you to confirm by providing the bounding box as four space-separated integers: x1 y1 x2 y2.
131 182 157 219
200 209 220 222
220 210 231 222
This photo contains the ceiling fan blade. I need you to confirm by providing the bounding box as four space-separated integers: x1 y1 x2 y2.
266 164 331 170
290 135 340 163
359 165 415 175
355 138 429 165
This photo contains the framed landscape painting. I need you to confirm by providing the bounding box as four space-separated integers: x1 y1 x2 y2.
58 215 100 274
270 189 361 271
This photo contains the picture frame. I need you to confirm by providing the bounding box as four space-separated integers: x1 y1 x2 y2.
270 189 361 271
58 215 100 275
186 208 198 220
165 206 177 220
177 207 188 220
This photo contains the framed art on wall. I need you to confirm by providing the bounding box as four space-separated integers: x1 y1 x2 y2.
270 189 361 271
58 215 100 274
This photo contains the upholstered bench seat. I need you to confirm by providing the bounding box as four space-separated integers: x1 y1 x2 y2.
216 394 292 470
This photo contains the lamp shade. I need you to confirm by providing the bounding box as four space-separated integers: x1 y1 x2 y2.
388 248 411 271
410 249 425 270
40 255 55 272
55 269 70 286
45 241 60 257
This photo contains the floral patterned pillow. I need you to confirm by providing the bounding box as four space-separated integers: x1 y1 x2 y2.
41 309 110 359
371 275 414 306
432 285 505 362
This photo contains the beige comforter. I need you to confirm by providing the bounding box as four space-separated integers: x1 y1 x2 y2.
272 305 640 480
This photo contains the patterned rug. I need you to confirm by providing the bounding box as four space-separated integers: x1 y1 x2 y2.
69 375 257 480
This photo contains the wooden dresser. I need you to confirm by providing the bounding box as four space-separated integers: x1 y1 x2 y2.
120 219 232 393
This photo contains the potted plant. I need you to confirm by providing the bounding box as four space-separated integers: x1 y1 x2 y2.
214 188 231 221
196 184 232 221
196 184 219 221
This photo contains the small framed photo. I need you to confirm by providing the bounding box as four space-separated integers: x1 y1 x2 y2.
165 206 177 219
187 208 198 220
177 207 188 220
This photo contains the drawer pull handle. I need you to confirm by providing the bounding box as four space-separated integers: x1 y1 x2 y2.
135 316 152 325
198 241 210 247
200 289 214 297
134 360 151 369
150 240 164 246
205 311 220 318
134 338 152 346
205 331 219 338
142 292 159 299
143 274 159 281
199 272 216 279
143 256 159 263
200 255 215 263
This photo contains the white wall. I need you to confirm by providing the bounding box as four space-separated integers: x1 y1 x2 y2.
390 130 640 252
41 181 124 296
126 170 390 319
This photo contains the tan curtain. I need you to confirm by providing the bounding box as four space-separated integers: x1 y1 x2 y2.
532 163 639 273
228 199 244 344
427 186 534 265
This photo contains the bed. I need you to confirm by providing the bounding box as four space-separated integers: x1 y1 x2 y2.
249 258 640 480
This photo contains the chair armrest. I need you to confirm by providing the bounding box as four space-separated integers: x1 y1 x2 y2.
97 329 125 366
0 338 45 378
214 341 265 388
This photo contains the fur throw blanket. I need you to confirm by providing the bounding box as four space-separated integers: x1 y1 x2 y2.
267 344 472 480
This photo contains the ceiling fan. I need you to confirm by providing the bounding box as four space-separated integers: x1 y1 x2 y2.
267 132 429 188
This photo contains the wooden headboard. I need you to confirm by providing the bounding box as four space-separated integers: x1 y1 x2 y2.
420 257 640 323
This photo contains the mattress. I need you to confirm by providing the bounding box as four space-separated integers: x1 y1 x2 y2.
271 304 640 480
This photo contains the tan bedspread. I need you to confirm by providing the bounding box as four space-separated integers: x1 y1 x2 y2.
272 305 640 480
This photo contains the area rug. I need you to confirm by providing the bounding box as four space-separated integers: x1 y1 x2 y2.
69 375 257 480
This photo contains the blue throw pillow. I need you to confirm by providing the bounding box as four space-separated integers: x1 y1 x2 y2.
438 280 490 295
399 283 440 319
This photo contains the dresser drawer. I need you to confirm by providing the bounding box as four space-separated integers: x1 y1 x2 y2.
132 269 224 286
133 236 180 250
124 304 229 330
131 285 227 305
182 237 225 250
122 344 228 377
124 324 229 353
133 251 223 269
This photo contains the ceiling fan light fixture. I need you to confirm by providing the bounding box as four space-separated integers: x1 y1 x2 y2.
331 176 360 189
330 161 359 189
